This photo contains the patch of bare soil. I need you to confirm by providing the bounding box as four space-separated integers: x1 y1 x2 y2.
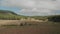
0 23 60 34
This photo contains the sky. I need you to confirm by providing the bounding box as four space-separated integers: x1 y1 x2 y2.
0 0 60 16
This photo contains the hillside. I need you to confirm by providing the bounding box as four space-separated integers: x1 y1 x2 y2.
0 10 22 20
0 10 17 15
0 10 50 20
0 10 60 22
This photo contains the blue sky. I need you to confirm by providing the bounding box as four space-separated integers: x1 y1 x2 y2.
0 0 60 16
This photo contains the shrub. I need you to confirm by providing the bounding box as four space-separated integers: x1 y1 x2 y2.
48 15 60 22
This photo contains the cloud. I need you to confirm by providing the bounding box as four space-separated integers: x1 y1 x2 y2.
19 8 51 16
0 0 60 16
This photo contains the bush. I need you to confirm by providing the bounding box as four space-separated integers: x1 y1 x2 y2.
48 15 60 22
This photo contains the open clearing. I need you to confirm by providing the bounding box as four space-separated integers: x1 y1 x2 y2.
0 20 60 34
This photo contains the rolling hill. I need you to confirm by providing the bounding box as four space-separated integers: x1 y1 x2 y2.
0 10 49 20
0 10 17 15
0 10 23 20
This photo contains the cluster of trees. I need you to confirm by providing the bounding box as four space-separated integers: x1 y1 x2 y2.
48 15 60 22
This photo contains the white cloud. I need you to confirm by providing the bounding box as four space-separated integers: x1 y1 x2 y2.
0 0 60 16
19 8 54 16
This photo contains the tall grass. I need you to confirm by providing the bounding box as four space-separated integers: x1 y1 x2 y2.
0 14 21 20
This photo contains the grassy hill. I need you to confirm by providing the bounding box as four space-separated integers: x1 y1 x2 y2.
0 10 50 20
0 10 60 22
0 10 17 15
0 10 25 20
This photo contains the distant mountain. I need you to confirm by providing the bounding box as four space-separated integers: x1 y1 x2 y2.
0 10 17 15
